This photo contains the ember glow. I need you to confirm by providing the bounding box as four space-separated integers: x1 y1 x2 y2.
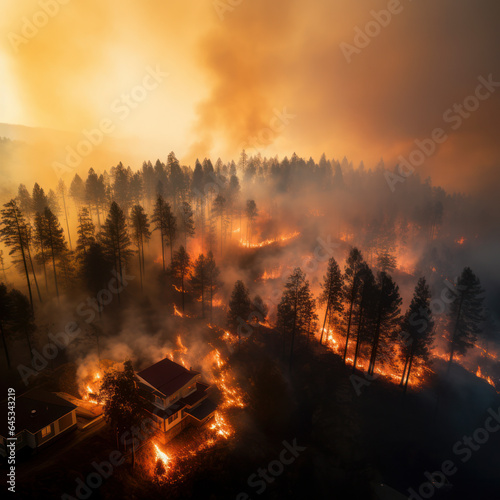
239 231 300 249
154 443 171 470
80 372 102 404
476 366 496 389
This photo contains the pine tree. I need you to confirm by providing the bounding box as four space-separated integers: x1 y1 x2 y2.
33 212 50 293
0 200 34 311
342 248 365 362
251 295 268 324
32 183 49 214
130 205 151 290
76 207 96 257
99 202 133 296
152 195 167 272
227 280 252 343
179 201 195 250
57 179 73 250
212 195 226 255
277 268 317 369
81 243 113 300
367 271 402 376
205 251 222 321
69 174 86 208
245 200 258 244
99 360 143 464
447 267 485 372
319 257 343 345
400 277 434 391
152 196 177 268
164 202 177 265
171 246 191 312
17 184 33 220
190 254 207 318
41 207 67 299
86 168 104 227
352 263 377 371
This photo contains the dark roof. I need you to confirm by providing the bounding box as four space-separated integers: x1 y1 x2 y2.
179 382 210 407
137 358 199 398
142 399 187 420
186 398 217 421
0 390 76 437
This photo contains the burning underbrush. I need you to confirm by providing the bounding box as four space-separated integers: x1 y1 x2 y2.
319 326 500 392
239 231 300 249
77 359 123 404
319 328 429 388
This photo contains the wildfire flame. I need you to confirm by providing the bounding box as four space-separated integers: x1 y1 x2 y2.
476 366 496 388
239 231 299 249
209 411 232 439
154 443 170 473
173 305 184 317
81 372 102 404
259 267 282 281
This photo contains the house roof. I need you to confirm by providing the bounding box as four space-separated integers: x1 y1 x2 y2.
186 398 217 421
179 382 209 407
0 389 76 437
137 358 199 398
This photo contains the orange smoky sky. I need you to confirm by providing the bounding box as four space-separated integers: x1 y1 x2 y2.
1 0 499 194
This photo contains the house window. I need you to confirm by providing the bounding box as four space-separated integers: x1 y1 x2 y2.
167 412 178 425
41 425 51 438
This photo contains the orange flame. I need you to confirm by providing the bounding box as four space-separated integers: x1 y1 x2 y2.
239 231 299 249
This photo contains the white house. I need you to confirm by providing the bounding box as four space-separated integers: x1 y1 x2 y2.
136 357 217 442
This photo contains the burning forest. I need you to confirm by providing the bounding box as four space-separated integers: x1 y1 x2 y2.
2 2 500 500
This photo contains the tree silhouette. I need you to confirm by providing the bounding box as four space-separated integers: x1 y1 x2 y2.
33 212 50 293
277 268 317 369
57 179 73 250
342 248 365 362
69 174 86 208
447 267 485 372
179 201 195 250
152 195 167 272
130 204 151 290
212 195 226 255
99 202 133 299
245 200 258 244
319 257 343 345
400 277 434 391
171 246 191 312
32 183 49 214
76 207 96 257
228 280 252 344
41 207 67 300
352 263 377 371
205 251 222 321
0 200 34 311
99 360 143 464
367 271 402 376
190 253 207 318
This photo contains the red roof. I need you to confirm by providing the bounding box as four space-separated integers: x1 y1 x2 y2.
137 358 199 397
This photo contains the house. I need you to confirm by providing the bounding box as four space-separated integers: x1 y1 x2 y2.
136 357 217 442
0 390 77 458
